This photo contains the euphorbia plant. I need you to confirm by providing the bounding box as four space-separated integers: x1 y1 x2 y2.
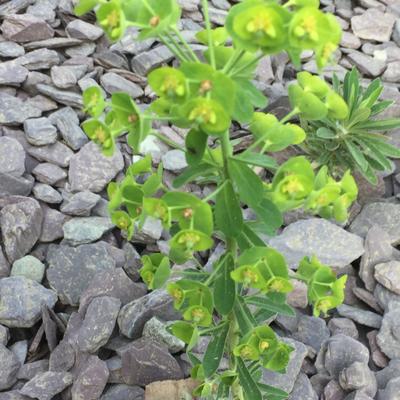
76 0 355 398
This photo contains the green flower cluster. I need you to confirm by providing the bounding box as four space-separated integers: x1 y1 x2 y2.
289 72 349 120
265 156 358 222
226 0 341 68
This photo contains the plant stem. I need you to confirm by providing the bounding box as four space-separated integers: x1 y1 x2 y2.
223 49 246 74
171 26 200 63
280 108 300 124
150 130 185 151
201 0 216 69
230 53 264 77
159 33 190 63
202 180 228 202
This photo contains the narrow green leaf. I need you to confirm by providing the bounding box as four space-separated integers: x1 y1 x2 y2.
215 180 243 238
358 118 400 131
252 198 283 236
228 158 264 208
237 357 263 400
233 152 278 170
257 383 288 399
345 140 368 172
185 129 208 166
173 164 216 188
233 296 256 335
152 257 171 289
214 254 236 315
245 295 295 317
203 322 229 378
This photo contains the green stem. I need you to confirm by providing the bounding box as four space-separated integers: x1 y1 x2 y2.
171 26 200 63
201 0 216 69
151 130 185 151
202 180 228 202
159 33 190 63
222 49 246 74
280 108 300 124
230 53 264 77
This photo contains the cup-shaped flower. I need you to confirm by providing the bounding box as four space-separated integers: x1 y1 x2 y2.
297 71 329 98
148 67 187 103
96 1 126 41
83 86 105 118
182 98 230 136
325 90 349 120
231 265 266 289
289 84 328 120
111 210 134 239
233 343 260 360
226 1 290 54
183 305 212 327
143 198 171 227
167 282 186 309
82 119 115 156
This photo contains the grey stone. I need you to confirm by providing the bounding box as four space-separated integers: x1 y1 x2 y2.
17 359 49 381
0 344 20 391
162 149 188 172
377 308 400 359
350 203 400 245
11 255 45 283
293 315 330 352
66 19 103 41
69 141 124 193
143 317 185 354
289 373 318 400
46 243 116 306
341 31 361 49
287 279 308 309
262 339 308 393
36 84 83 108
10 340 27 365
28 94 57 113
100 72 144 99
351 9 396 42
374 284 400 312
49 107 88 150
0 325 9 346
118 289 180 339
367 330 388 369
0 137 25 177
0 392 30 400
131 45 174 75
269 218 364 269
20 372 73 400
0 0 35 16
374 261 400 295
0 248 10 279
383 61 400 83
0 197 43 263
328 318 359 339
0 62 28 85
347 51 387 78
60 191 100 216
100 384 144 400
0 93 41 125
24 37 82 50
0 276 57 328
32 162 67 185
77 296 121 353
0 173 33 197
337 304 382 329
377 377 400 400
339 362 377 397
316 334 369 379
71 355 109 400
118 338 183 386
27 141 73 168
359 226 394 291
376 359 400 389
62 217 114 246
33 183 62 204
16 49 60 70
1 14 54 43
78 268 146 315
40 206 67 243
0 42 25 58
65 42 96 57
51 65 87 89
24 117 57 146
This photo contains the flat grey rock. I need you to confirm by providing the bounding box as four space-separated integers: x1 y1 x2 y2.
0 344 20 391
374 261 400 295
40 205 68 243
347 51 387 77
0 276 57 328
62 217 114 246
46 243 116 306
69 141 124 193
11 255 45 283
77 296 121 353
269 218 364 269
24 37 82 50
118 289 180 339
339 361 377 397
36 84 83 108
100 72 144 99
289 373 318 400
15 48 59 70
337 304 383 329
0 137 25 177
377 308 400 359
0 196 43 263
0 61 28 85
60 191 100 216
100 384 144 400
118 338 183 386
350 202 400 245
24 117 57 146
19 372 73 400
49 107 88 150
33 183 62 204
0 93 41 125
1 14 54 43
351 9 396 42
27 141 73 167
0 41 25 57
50 65 87 89
0 173 33 197
32 162 67 184
66 19 103 41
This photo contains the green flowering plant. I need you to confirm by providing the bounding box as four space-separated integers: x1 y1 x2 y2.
76 0 355 398
300 68 400 184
